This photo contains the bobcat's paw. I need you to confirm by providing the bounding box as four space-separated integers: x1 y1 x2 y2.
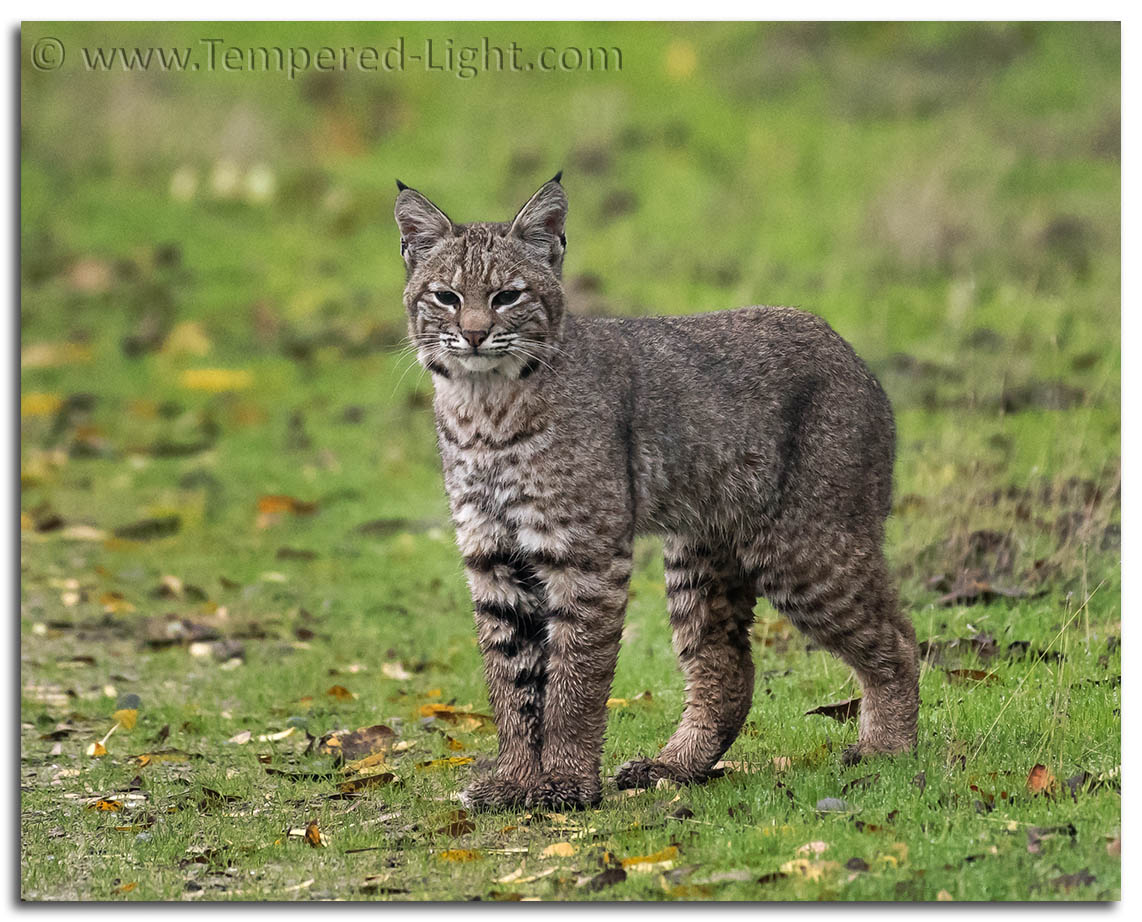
527 775 601 810
458 776 533 812
841 739 914 767
613 758 724 790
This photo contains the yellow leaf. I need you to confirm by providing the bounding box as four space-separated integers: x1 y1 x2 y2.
21 392 63 417
112 881 138 894
541 842 577 858
161 322 212 357
179 367 253 393
87 741 107 758
438 849 481 862
101 592 136 614
426 688 443 698
135 750 191 767
417 757 475 770
937 890 953 901
780 859 841 881
445 736 465 751
605 698 628 709
87 799 123 811
22 342 92 369
342 751 391 776
113 709 138 730
622 845 679 868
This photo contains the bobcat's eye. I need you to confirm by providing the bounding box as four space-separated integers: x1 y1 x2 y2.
432 290 460 308
492 289 521 308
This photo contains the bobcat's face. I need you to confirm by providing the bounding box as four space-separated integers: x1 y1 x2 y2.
395 176 567 378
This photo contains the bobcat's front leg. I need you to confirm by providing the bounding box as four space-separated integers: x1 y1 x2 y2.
532 544 632 809
459 552 547 811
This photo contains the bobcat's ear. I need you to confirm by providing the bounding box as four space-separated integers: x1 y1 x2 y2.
394 181 455 268
509 173 567 272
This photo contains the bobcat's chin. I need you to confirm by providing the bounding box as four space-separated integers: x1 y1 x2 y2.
454 353 507 374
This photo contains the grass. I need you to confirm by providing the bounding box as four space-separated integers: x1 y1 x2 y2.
20 21 1119 900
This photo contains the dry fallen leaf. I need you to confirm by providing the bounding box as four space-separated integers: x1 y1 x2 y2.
337 772 398 794
112 881 138 894
417 757 475 770
113 708 138 731
437 849 481 862
621 845 679 868
304 820 327 848
227 730 252 745
944 668 999 684
135 750 192 767
87 799 124 812
179 367 253 393
342 751 391 776
797 841 830 856
1027 763 1058 796
805 698 861 722
541 842 577 858
382 661 413 680
780 859 841 881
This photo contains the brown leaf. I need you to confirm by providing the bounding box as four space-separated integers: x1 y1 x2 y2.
114 515 181 541
87 799 124 812
324 724 395 762
944 668 999 684
805 698 861 722
325 684 356 701
135 749 193 767
304 819 326 848
579 867 626 891
257 494 317 528
1048 868 1096 892
436 811 476 837
337 772 397 794
1027 764 1058 796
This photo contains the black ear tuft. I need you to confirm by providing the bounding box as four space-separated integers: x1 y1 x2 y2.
396 179 410 191
550 170 563 185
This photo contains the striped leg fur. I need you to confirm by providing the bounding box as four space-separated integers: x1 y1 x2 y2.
614 539 756 789
459 554 547 810
750 530 919 763
532 547 632 809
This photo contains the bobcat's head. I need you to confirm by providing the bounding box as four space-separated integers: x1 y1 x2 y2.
394 174 567 379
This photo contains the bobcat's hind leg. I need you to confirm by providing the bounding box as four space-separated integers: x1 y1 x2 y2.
755 531 919 764
614 538 756 790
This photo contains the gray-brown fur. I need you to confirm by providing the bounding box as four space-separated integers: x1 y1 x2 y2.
394 175 919 810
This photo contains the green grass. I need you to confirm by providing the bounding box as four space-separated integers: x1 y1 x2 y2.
20 21 1119 900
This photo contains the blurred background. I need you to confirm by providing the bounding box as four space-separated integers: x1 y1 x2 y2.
20 19 1120 640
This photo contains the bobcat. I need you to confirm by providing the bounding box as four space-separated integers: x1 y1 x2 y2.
394 174 919 810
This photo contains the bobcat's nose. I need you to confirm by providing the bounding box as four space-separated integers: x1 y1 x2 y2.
461 328 490 349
